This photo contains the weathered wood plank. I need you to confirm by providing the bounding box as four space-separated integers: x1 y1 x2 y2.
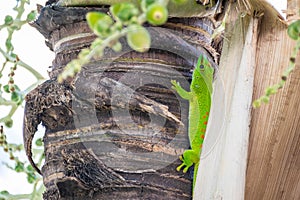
246 1 300 199
194 3 259 199
194 1 298 199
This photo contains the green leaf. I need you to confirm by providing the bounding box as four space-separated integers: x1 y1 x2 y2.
11 92 20 102
4 15 13 25
252 100 261 108
86 12 103 30
110 3 139 22
86 12 113 37
35 138 43 146
26 164 34 172
15 161 25 172
3 85 9 93
4 118 13 128
9 53 17 60
0 190 9 195
26 11 36 22
261 96 270 103
141 0 156 8
265 87 277 96
127 25 151 52
112 41 122 52
146 3 168 26
287 20 300 40
27 172 37 184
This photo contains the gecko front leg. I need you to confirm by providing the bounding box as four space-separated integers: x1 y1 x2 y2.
171 80 191 100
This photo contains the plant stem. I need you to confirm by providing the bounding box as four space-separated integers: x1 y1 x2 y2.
253 37 300 108
0 47 44 80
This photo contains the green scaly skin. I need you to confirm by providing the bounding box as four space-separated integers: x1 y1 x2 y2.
171 55 214 194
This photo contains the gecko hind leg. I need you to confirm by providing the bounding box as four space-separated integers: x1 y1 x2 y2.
176 150 199 173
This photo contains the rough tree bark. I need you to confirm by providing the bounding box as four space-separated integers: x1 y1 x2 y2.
24 0 225 199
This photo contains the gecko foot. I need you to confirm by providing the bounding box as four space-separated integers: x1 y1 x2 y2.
171 80 182 92
176 155 193 173
176 150 199 173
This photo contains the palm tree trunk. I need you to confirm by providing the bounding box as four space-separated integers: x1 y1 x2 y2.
25 1 224 199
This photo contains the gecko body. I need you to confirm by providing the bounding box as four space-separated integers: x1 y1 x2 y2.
171 55 214 193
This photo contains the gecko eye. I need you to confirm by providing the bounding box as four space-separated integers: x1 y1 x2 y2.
199 64 205 70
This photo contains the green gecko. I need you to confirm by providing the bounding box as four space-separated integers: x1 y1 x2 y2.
171 55 214 193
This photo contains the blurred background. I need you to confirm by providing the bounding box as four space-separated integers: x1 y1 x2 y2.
0 0 53 194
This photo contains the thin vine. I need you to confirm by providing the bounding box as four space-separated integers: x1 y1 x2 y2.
253 18 300 108
58 0 214 82
0 1 45 199
58 0 170 82
0 126 45 200
0 0 45 127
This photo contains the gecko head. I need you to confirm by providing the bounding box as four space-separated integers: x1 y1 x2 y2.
193 55 214 93
196 55 214 78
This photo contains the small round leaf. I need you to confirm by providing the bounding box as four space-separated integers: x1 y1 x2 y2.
4 15 13 25
15 161 25 172
11 92 20 102
111 3 139 22
26 11 36 22
287 20 300 40
112 41 122 52
261 96 270 103
26 164 34 172
0 190 9 195
252 100 261 108
3 85 9 93
146 3 168 26
127 25 151 52
4 118 13 128
35 138 43 146
27 172 37 184
86 12 113 37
